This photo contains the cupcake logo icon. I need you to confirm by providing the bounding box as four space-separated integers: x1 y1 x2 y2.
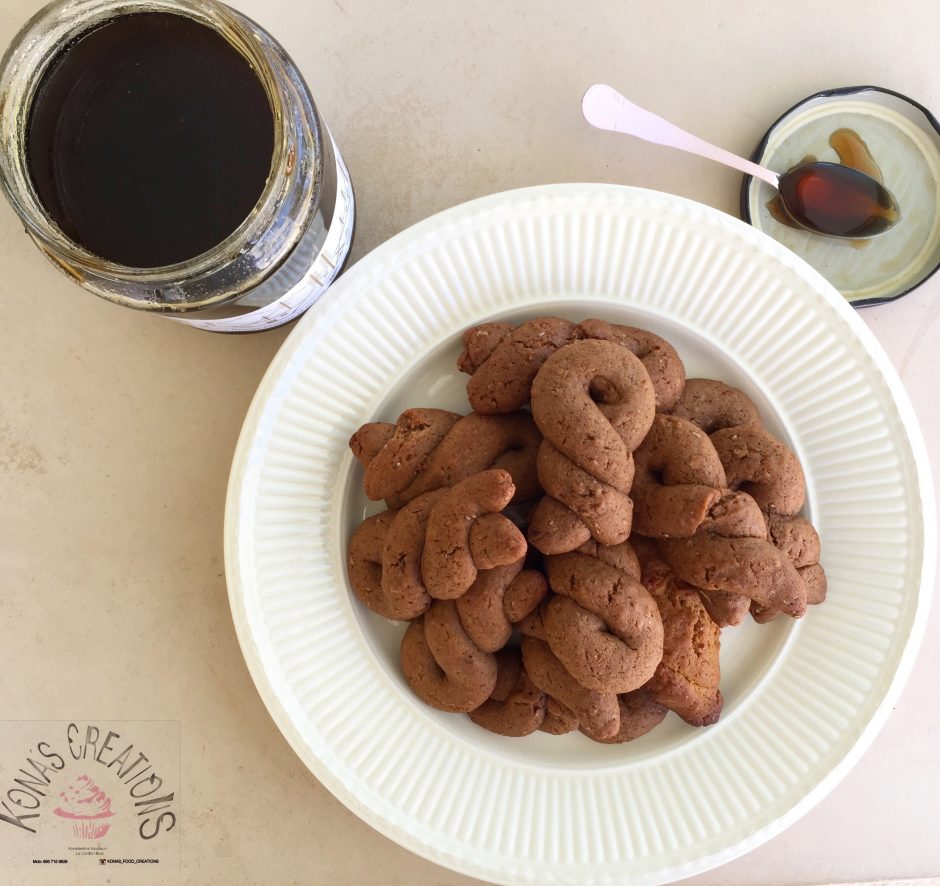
52 775 115 840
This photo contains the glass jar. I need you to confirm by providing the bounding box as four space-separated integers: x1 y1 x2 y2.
0 0 354 332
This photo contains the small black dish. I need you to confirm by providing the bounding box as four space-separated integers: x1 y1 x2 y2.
740 86 940 307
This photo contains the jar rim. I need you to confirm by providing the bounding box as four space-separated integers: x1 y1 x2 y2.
0 0 323 309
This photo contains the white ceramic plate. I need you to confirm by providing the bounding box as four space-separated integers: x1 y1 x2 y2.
224 184 934 885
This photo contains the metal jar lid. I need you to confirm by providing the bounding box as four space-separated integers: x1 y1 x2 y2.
740 85 940 306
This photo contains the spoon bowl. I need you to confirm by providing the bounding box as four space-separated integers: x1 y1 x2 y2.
776 161 899 239
581 83 900 240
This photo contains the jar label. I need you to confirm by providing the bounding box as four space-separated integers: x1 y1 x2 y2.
172 132 355 333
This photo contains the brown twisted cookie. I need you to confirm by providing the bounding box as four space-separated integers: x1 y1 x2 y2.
528 339 656 553
347 511 400 618
380 491 448 617
659 491 808 621
458 317 580 414
672 378 780 627
632 414 727 539
521 636 620 740
751 514 827 623
456 558 548 653
347 490 445 620
577 319 686 412
350 408 542 508
533 340 654 482
711 425 805 516
469 647 547 736
582 689 668 744
543 551 664 694
667 378 810 622
421 470 526 600
458 317 686 413
351 408 459 502
502 544 698 738
670 378 761 434
401 600 498 713
633 537 723 726
539 697 580 735
347 480 531 619
675 489 762 627
516 540 643 640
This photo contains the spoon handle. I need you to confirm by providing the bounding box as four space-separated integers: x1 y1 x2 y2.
581 83 780 189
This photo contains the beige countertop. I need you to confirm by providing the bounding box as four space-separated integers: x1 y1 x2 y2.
2 0 938 883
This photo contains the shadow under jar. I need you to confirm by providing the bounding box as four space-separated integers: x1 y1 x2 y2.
0 0 354 332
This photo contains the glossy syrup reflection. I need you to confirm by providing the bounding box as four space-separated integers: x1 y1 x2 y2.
767 129 895 247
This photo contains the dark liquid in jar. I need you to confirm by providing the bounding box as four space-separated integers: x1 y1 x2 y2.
26 12 274 268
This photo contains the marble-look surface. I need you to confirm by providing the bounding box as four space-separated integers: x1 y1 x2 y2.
1 0 937 882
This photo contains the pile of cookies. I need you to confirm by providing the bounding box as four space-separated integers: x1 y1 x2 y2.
346 317 826 742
